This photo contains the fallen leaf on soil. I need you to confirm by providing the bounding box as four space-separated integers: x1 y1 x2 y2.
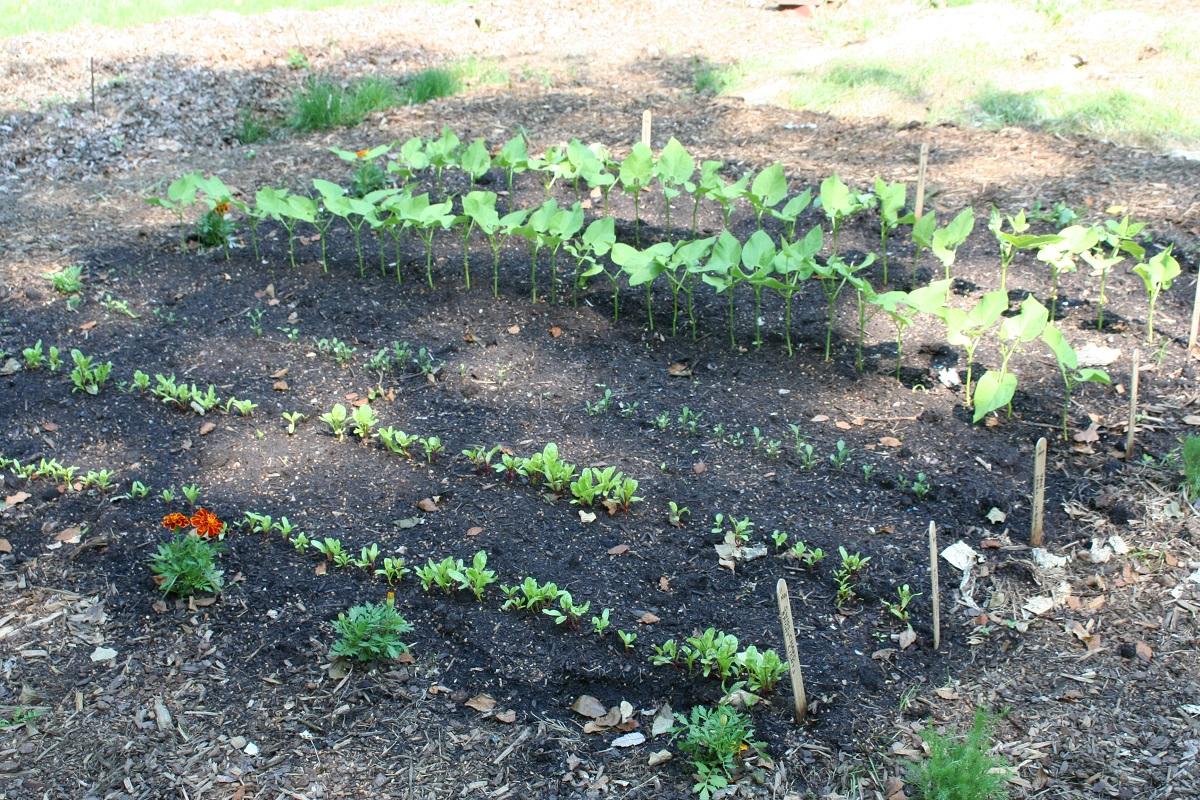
934 686 959 700
980 538 1002 549
572 695 607 718
1077 343 1120 367
986 507 1006 524
666 361 693 377
272 381 288 391
151 600 167 614
578 510 596 523
638 612 660 625
315 562 327 576
466 526 484 537
270 367 288 379
0 358 21 376
549 325 563 338
692 461 706 475
495 709 516 724
0 539 10 553
885 776 908 800
835 420 851 430
607 544 629 556
506 325 520 334
879 436 902 447
898 627 917 649
1184 415 1200 426
199 421 216 436
55 527 81 543
811 414 829 422
79 320 97 331
464 694 496 712
941 541 978 571
648 749 672 766
651 703 673 737
583 706 622 732
658 576 671 591
416 498 440 512
1135 641 1153 662
1074 422 1100 443
612 732 645 748
90 646 117 662
1023 595 1055 616
5 491 30 506
41 421 58 432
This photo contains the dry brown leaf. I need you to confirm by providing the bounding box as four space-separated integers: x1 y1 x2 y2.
898 627 917 649
494 709 516 724
5 491 30 507
658 576 671 591
465 694 496 712
1135 641 1153 662
315 561 327 576
41 421 59 432
270 367 288 379
607 544 629 556
55 527 82 543
549 325 563 338
416 498 440 513
934 686 959 700
692 461 706 475
879 436 902 448
835 420 851 430
811 414 829 422
666 361 693 377
638 612 660 625
466 526 484 537
0 539 10 553
272 380 288 392
506 325 520 334
79 320 97 331
1074 422 1100 443
199 421 216 436
571 695 607 719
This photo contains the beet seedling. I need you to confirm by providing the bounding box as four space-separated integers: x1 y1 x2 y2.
22 340 43 369
449 550 497 600
352 544 381 570
770 530 789 550
885 584 921 625
416 556 464 594
375 556 410 585
668 501 690 527
68 349 112 395
320 404 350 440
788 540 824 569
419 436 445 463
618 630 637 649
712 514 754 547
313 537 349 568
544 591 591 627
834 546 870 608
501 577 562 612
462 445 500 474
282 411 306 435
736 646 786 693
350 404 377 441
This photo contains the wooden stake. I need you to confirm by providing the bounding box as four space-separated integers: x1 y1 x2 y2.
928 521 940 651
1030 437 1047 547
1188 273 1200 353
1125 350 1140 460
775 579 807 723
640 110 652 148
914 142 929 220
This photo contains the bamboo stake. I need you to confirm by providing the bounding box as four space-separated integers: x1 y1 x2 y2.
1188 273 1200 352
929 521 940 651
1125 350 1140 460
641 110 652 148
914 142 929 220
1030 437 1047 547
775 579 807 723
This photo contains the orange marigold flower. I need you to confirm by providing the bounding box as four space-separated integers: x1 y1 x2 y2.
355 149 369 158
190 508 223 538
213 200 230 216
162 512 191 530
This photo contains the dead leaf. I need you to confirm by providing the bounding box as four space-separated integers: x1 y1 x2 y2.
898 627 917 649
572 695 607 719
578 510 596 523
5 491 30 507
658 576 671 591
691 461 706 475
0 358 21 376
549 325 563 338
638 612 660 625
0 539 10 553
495 709 516 724
1185 415 1200 426
41 421 59 432
506 325 520 334
934 686 959 700
199 421 216 436
879 436 902 448
986 507 1007 524
79 320 97 331
666 361 693 378
612 732 645 748
466 526 484 537
648 749 672 766
607 544 629 556
465 694 496 712
55 527 82 543
1135 641 1153 662
315 561 327 576
416 498 440 513
272 381 288 392
810 414 829 422
270 367 288 379
651 703 673 737
835 420 851 430
1074 422 1100 443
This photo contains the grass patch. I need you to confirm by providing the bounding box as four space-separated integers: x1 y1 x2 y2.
453 57 510 88
233 110 272 144
0 0 404 38
789 60 925 114
399 67 460 105
909 709 1009 800
290 76 399 131
692 59 745 96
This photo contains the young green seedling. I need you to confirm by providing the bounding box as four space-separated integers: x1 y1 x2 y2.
494 134 530 193
931 207 975 281
746 162 788 228
973 295 1049 423
1133 248 1181 343
873 177 907 284
818 174 873 257
941 289 1007 407
653 137 695 231
618 142 654 245
1041 323 1111 439
1035 224 1100 321
1083 211 1145 330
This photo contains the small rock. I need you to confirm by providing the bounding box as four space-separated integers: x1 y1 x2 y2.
230 735 247 749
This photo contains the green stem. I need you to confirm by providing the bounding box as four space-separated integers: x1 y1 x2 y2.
425 240 434 289
461 226 473 290
752 287 762 349
633 191 641 246
491 239 501 298
1097 268 1108 330
784 295 793 357
353 224 365 277
691 195 700 237
645 283 654 331
880 226 890 284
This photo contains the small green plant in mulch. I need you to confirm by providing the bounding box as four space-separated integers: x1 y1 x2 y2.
399 67 460 105
1182 435 1200 502
908 708 1010 800
671 704 765 799
150 531 225 597
330 599 414 663
290 76 399 131
233 109 271 144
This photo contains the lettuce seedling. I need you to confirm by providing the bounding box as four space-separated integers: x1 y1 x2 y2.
68 349 112 395
973 295 1049 423
1042 324 1111 439
746 163 788 228
22 340 43 369
653 137 695 231
619 142 654 244
350 403 377 441
320 403 350 440
1133 248 1180 343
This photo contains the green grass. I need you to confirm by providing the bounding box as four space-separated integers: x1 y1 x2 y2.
233 110 272 144
909 709 1009 800
289 68 460 131
399 67 460 105
692 60 745 96
0 0 406 38
453 57 510 88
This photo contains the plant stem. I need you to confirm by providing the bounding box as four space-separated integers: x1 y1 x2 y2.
353 225 365 277
752 287 763 349
461 227 473 290
784 295 793 357
645 283 654 331
490 240 501 298
633 191 641 246
880 226 890 284
691 196 700 236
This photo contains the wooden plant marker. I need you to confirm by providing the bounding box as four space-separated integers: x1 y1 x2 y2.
914 142 930 220
1189 273 1200 352
775 579 807 722
641 110 652 148
928 521 940 651
1030 437 1047 547
1125 350 1140 460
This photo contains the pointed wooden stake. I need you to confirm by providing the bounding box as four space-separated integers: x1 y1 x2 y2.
641 110 652 148
1125 350 1140 460
914 142 930 220
775 579 807 723
1030 437 1047 547
928 521 941 651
